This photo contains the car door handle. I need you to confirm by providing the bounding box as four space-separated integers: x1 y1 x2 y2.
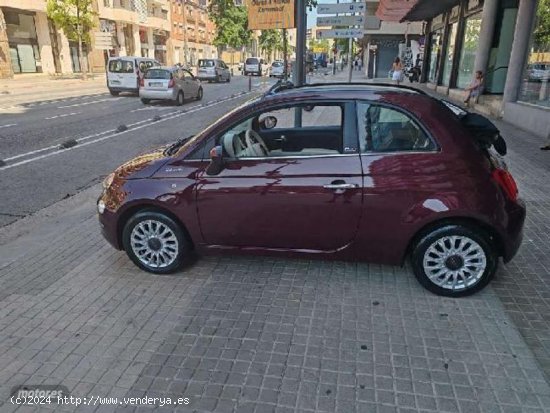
274 135 286 142
323 183 358 190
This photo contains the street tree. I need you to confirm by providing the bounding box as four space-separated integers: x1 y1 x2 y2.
208 0 251 57
259 30 283 61
46 0 95 76
534 0 550 51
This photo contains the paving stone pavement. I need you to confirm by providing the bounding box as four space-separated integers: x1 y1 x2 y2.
1 80 550 412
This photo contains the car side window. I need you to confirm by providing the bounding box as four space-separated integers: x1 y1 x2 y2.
357 102 435 153
217 104 344 159
184 69 194 79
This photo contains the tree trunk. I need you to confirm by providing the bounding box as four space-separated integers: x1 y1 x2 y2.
76 5 87 78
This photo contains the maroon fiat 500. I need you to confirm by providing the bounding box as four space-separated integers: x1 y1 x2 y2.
97 83 525 296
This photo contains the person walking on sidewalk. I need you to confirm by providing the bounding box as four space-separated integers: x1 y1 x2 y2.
391 57 403 85
542 132 550 150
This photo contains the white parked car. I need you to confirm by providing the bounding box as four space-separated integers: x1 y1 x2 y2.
107 56 160 96
139 66 203 105
269 60 285 78
244 57 264 76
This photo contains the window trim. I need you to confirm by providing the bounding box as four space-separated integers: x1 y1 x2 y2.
208 100 355 161
355 100 440 154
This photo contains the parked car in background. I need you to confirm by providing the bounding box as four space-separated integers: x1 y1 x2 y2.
139 66 202 105
197 59 231 83
98 83 524 297
269 60 285 78
244 57 264 76
107 56 160 96
527 62 550 81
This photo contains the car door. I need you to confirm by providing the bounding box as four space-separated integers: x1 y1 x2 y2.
182 69 198 96
195 102 364 252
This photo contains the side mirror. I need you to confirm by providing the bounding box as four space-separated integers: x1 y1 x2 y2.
260 116 277 130
206 145 224 175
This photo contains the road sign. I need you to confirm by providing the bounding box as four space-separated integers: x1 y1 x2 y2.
316 29 365 39
246 0 295 30
94 32 114 50
316 15 364 26
317 3 366 15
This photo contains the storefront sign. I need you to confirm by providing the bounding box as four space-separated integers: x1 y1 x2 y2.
246 0 295 30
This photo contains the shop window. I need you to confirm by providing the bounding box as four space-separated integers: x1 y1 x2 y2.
518 0 550 108
441 22 458 86
427 29 443 83
457 13 482 89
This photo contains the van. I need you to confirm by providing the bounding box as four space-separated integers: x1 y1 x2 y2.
197 59 231 83
244 57 264 76
107 56 160 96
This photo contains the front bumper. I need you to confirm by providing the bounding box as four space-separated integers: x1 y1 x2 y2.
97 195 122 250
139 89 177 101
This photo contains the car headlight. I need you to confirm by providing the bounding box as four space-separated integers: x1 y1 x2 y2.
102 172 115 190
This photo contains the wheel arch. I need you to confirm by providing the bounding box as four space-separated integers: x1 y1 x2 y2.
402 216 505 265
117 203 195 251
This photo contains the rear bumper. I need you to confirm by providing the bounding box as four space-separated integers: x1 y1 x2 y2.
139 89 177 100
197 74 217 80
501 198 526 262
108 85 138 93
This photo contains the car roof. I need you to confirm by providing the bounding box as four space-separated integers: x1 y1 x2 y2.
267 82 426 98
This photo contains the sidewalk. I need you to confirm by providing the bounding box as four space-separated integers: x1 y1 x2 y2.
0 74 108 108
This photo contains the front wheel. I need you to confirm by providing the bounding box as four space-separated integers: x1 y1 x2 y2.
175 91 184 106
140 98 150 104
109 89 119 96
196 87 203 100
122 211 190 274
410 225 497 297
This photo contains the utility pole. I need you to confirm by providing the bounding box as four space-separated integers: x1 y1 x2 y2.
347 0 355 83
332 0 339 76
294 0 306 127
283 28 288 81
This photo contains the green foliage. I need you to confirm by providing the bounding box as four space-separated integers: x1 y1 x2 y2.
46 0 95 45
208 0 252 50
259 29 283 58
309 38 330 52
534 0 550 50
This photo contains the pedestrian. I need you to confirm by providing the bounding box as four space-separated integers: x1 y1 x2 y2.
542 132 550 150
391 57 403 85
358 56 363 72
464 70 484 104
354 57 359 71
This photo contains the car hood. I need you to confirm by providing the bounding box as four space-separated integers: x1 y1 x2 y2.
112 146 170 181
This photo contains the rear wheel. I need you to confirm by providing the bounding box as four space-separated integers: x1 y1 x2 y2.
175 91 184 106
109 89 119 96
217 74 222 82
411 224 498 297
122 211 190 274
226 75 231 83
140 98 150 104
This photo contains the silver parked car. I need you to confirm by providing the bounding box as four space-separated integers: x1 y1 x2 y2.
197 59 231 83
140 66 203 105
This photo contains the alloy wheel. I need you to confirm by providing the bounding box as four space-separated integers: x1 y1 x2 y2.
130 219 179 269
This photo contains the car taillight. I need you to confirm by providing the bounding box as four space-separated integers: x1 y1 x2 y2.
492 168 518 201
139 77 144 87
168 78 175 88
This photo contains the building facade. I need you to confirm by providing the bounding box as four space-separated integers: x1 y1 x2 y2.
168 0 216 67
0 0 218 78
376 0 550 138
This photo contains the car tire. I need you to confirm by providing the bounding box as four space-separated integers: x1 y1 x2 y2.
122 211 190 274
410 224 498 297
217 74 222 83
176 91 184 106
196 87 203 100
140 98 150 104
226 75 231 83
109 90 119 96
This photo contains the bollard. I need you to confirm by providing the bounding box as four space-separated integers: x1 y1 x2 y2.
248 75 252 92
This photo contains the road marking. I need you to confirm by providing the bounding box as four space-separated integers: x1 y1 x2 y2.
0 92 255 171
45 112 81 120
130 105 177 113
0 123 17 129
58 97 121 109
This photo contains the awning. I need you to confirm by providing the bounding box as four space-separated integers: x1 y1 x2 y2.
376 0 461 22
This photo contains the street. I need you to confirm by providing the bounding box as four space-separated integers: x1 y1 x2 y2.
0 75 271 227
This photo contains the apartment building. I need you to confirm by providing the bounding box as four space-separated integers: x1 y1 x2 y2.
168 0 216 66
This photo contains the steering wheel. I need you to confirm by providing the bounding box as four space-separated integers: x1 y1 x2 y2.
245 129 270 156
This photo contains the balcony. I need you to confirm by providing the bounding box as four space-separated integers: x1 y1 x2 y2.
0 0 47 11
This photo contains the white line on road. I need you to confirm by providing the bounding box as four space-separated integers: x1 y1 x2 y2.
58 97 121 109
0 123 17 129
45 112 81 120
1 92 255 171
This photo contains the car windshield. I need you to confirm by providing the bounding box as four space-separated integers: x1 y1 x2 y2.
144 69 171 79
199 60 215 67
272 62 283 67
246 58 259 65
